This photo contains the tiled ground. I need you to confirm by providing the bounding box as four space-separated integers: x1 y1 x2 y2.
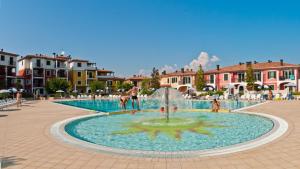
0 100 300 169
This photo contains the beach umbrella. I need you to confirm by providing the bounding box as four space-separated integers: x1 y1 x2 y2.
224 84 234 89
0 89 10 94
284 82 296 87
9 88 18 93
56 90 64 93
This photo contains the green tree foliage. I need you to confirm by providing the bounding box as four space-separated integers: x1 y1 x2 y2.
246 64 255 91
196 65 206 91
90 81 105 93
150 67 160 89
45 78 70 94
122 82 134 91
140 78 153 95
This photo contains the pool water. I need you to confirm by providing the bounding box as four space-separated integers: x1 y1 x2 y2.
57 99 258 112
65 112 274 152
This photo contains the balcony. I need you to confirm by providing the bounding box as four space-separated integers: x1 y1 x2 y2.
279 75 295 81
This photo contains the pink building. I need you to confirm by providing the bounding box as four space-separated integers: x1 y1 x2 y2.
204 60 300 94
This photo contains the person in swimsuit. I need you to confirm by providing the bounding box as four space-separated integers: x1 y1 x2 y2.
211 99 220 112
120 96 129 110
128 86 140 110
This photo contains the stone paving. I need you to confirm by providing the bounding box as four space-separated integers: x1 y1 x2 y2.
0 100 300 169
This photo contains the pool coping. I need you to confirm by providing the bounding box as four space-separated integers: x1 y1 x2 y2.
50 107 288 158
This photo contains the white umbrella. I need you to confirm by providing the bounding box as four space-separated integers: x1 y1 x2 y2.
56 90 64 93
263 85 269 89
0 89 10 94
9 88 17 93
224 84 234 89
284 82 296 87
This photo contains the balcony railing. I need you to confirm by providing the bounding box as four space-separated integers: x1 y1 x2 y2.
280 75 295 81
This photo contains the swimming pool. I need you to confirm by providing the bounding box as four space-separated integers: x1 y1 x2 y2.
57 99 259 112
65 111 274 152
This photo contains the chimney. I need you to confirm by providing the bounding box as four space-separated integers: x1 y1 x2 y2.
246 61 252 66
181 68 184 73
216 65 220 70
162 70 166 75
133 75 136 77
190 69 193 72
239 62 244 65
280 59 283 66
254 61 257 64
268 60 272 63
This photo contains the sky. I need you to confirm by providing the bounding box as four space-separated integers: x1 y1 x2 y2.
0 0 300 76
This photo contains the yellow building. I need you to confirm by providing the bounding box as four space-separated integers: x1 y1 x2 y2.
68 59 97 93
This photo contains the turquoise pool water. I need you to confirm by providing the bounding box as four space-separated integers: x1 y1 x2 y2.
65 112 274 152
57 99 258 112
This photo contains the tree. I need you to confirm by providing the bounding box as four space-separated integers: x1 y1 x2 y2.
196 65 206 91
90 81 105 93
246 64 255 91
150 67 160 89
122 82 134 91
45 78 70 94
140 78 153 95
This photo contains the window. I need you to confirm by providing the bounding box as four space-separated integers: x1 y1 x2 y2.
46 70 51 76
171 77 177 83
107 80 113 86
46 60 51 66
26 69 31 75
183 76 191 84
238 73 245 82
224 74 229 81
254 72 261 81
1 55 4 61
77 81 82 85
283 70 294 80
9 57 14 65
57 62 61 68
77 62 82 67
22 61 23 66
88 72 93 78
167 78 170 84
77 72 81 77
36 59 41 67
209 75 214 83
268 71 277 79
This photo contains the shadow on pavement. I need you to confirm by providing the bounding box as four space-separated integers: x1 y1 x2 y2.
0 156 26 168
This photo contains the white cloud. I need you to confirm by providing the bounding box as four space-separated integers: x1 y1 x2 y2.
159 64 178 73
184 52 220 71
135 51 220 76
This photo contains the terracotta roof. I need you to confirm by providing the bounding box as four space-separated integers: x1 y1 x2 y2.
126 76 149 81
18 54 69 61
205 62 300 74
160 70 196 77
0 50 19 57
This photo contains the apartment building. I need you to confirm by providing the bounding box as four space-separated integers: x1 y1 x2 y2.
160 68 196 92
0 49 18 89
126 75 149 89
204 60 300 94
97 69 125 93
18 54 69 95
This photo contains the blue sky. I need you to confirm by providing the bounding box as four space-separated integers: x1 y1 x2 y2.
0 0 299 76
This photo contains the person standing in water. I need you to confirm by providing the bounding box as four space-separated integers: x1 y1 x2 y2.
211 99 220 112
128 86 140 110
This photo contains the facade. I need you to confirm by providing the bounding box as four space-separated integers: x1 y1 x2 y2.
97 69 125 93
18 54 69 95
126 75 149 89
68 59 98 93
0 49 18 89
160 68 196 92
204 60 300 94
